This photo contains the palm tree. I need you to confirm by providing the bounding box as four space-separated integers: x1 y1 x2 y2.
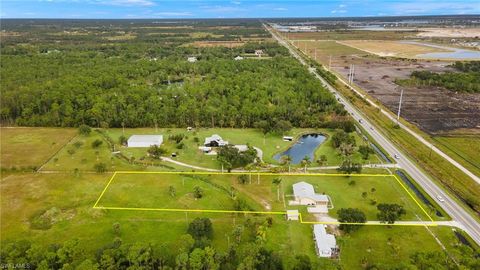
272 177 282 201
301 155 311 173
280 155 292 173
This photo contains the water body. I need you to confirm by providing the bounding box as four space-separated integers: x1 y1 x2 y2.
395 171 443 217
370 143 391 163
401 41 480 60
273 134 326 165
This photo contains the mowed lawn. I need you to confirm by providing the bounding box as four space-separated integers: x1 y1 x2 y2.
103 128 381 170
433 135 480 178
0 127 76 169
98 173 434 222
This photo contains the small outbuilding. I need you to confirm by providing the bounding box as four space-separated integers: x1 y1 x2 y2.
286 210 299 221
234 56 244 61
255 50 264 57
283 136 294 141
127 135 163 148
313 224 337 258
187 56 197 63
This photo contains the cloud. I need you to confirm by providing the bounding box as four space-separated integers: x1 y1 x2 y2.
274 7 288 11
331 9 347 14
231 1 241 4
339 4 347 8
154 11 193 16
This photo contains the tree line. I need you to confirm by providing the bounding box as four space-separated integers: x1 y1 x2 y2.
396 61 480 93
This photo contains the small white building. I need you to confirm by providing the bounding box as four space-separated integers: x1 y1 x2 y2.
204 134 228 147
234 56 244 61
187 56 197 63
283 136 294 141
255 50 264 57
289 181 332 213
127 135 163 148
313 224 337 258
286 210 299 221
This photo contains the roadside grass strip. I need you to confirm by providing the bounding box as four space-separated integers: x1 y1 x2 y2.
93 171 435 226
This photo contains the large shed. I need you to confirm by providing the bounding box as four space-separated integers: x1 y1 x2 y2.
313 224 337 257
127 135 163 148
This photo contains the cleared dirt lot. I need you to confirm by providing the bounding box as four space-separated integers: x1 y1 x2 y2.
339 40 447 58
332 56 480 134
294 40 480 134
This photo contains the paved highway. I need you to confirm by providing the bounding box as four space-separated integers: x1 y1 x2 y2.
265 24 480 246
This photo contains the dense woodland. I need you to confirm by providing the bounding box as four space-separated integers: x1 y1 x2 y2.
396 61 480 93
1 20 348 129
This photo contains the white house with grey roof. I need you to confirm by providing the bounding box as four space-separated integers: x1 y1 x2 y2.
127 135 163 148
204 134 228 147
289 181 333 213
313 224 337 258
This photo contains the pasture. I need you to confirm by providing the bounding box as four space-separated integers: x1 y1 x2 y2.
96 172 436 222
0 127 76 170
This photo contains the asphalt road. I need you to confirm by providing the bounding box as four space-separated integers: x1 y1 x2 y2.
265 24 480 246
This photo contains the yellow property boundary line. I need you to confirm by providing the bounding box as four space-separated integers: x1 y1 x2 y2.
93 171 436 226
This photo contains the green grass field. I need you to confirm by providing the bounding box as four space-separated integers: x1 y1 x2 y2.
0 127 76 170
433 135 480 178
97 173 435 222
292 40 366 63
1 172 471 269
41 131 141 172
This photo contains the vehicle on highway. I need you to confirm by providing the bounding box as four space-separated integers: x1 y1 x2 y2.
359 119 363 123
394 154 400 159
437 195 445 202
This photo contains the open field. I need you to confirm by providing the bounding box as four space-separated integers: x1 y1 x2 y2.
339 40 448 58
417 27 480 38
40 131 141 172
189 41 246 47
339 225 473 268
97 172 437 222
294 40 480 134
284 30 418 41
1 172 474 269
0 127 76 170
433 135 480 177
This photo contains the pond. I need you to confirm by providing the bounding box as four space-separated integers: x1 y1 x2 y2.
273 134 326 164
401 41 480 60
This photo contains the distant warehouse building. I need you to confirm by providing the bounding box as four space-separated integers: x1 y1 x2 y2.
127 135 163 148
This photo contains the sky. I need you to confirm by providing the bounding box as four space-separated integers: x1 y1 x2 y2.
1 0 479 19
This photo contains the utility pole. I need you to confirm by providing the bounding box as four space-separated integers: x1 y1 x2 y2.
397 88 404 125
